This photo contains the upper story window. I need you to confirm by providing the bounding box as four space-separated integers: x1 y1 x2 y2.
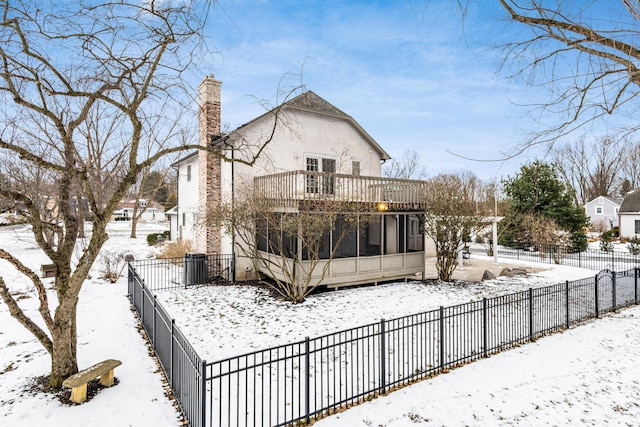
306 158 319 193
186 164 192 182
595 206 603 215
305 156 335 194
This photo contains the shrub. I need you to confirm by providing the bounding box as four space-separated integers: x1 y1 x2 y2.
600 234 613 252
146 233 159 246
100 250 126 283
146 232 168 246
158 239 194 258
628 237 640 256
570 232 588 252
602 227 619 240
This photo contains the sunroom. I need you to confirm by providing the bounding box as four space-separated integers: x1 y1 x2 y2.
252 170 430 288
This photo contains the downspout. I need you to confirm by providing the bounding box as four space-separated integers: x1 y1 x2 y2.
223 140 236 282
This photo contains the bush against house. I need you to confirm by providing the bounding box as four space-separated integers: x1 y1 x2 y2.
209 190 379 303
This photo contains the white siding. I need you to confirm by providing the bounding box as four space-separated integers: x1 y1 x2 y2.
620 214 640 238
218 110 386 275
175 157 200 245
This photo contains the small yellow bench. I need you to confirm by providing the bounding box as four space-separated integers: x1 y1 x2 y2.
62 359 122 404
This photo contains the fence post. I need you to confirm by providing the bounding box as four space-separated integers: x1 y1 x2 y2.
170 319 175 388
127 264 132 296
201 359 207 427
528 288 534 341
380 319 386 394
565 281 570 329
578 250 582 269
153 295 157 344
140 279 145 322
131 266 136 307
633 267 638 304
305 337 310 424
482 298 488 358
595 274 599 319
439 306 445 371
612 271 617 310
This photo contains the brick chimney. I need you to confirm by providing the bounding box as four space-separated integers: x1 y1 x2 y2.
197 75 222 253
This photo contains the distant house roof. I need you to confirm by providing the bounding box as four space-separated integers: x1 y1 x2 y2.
619 189 640 213
586 195 623 207
212 90 392 161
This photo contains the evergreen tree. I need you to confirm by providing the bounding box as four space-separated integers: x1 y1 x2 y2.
164 192 177 212
500 161 588 250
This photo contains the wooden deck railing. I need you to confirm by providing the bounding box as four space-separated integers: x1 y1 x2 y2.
254 170 429 210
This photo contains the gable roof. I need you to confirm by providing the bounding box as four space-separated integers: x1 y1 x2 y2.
212 90 391 160
585 195 623 206
171 150 198 167
619 189 640 213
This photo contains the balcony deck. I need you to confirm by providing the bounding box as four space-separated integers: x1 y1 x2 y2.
254 170 428 211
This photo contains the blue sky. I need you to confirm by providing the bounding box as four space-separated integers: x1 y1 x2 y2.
192 1 579 181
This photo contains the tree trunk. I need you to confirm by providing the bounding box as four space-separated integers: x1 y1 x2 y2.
49 299 79 387
130 204 139 238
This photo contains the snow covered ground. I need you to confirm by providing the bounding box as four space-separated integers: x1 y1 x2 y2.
2 222 640 426
156 263 594 362
0 222 182 427
314 305 640 427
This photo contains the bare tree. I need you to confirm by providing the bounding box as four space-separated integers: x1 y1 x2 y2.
0 1 233 388
422 171 490 281
128 108 195 238
619 143 640 194
552 135 627 205
210 188 372 303
490 1 640 152
520 214 571 263
382 149 428 179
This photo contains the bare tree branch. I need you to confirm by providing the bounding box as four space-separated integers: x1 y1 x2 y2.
493 1 640 152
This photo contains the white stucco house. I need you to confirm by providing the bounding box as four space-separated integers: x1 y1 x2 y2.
172 75 434 286
584 195 621 232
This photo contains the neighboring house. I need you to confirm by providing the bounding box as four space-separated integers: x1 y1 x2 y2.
112 199 166 222
585 196 621 231
170 151 199 241
165 206 178 241
619 189 640 238
173 75 433 286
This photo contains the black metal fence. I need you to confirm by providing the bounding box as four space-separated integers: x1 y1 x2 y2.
128 257 639 427
481 244 640 271
128 262 207 427
130 253 234 292
203 268 638 426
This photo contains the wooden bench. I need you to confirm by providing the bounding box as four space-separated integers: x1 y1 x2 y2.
41 263 57 278
62 359 122 404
